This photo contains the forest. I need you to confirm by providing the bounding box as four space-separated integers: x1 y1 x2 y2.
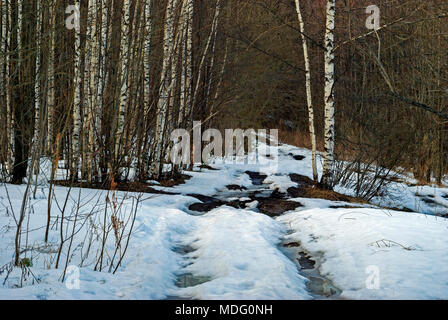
0 0 447 301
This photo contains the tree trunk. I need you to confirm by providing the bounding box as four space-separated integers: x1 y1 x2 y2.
294 0 318 182
72 0 82 181
115 0 132 167
152 0 180 180
321 0 336 189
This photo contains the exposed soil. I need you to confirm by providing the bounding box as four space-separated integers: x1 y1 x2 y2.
187 194 246 213
245 171 267 185
287 173 369 204
256 198 303 217
54 180 178 195
297 251 316 270
226 184 248 191
54 173 191 194
283 241 301 248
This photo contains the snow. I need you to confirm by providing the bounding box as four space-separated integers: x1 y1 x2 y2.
278 208 448 299
175 207 310 300
1 140 448 300
263 175 297 193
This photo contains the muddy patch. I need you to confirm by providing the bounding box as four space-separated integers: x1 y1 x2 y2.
297 252 316 270
281 244 341 299
245 171 268 185
175 273 213 288
256 199 303 217
187 194 246 213
226 184 248 191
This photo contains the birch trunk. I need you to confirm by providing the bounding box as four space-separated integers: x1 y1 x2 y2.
32 0 42 177
182 0 193 127
87 0 98 182
191 0 222 114
5 0 12 173
115 0 131 163
178 2 188 127
141 0 152 175
152 0 179 179
144 0 152 114
321 0 336 189
47 0 56 153
204 11 220 114
98 0 108 113
72 0 82 181
0 0 7 170
294 0 318 182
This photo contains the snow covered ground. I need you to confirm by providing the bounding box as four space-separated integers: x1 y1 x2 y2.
1 141 448 299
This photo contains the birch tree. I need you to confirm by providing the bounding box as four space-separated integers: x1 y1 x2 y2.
191 0 222 112
115 0 132 163
87 0 99 182
0 0 9 173
152 0 179 179
321 0 336 189
294 0 318 182
72 0 82 180
181 0 193 128
47 0 56 153
32 0 42 178
144 0 152 114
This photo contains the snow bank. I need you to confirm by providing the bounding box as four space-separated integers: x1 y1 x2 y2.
278 208 448 299
177 206 310 300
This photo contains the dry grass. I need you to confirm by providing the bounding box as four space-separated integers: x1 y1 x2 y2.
278 128 324 151
288 173 369 204
301 187 369 204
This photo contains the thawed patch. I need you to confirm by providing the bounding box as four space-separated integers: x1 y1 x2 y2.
175 207 311 300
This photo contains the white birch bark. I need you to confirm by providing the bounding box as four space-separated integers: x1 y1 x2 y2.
204 10 220 113
98 0 109 114
152 0 179 179
321 0 336 188
87 0 98 182
141 0 153 176
0 0 6 106
0 0 7 172
144 0 152 115
115 0 131 160
191 0 222 113
294 0 318 182
167 0 186 129
178 4 188 127
33 0 41 147
31 0 42 179
0 0 7 144
4 0 12 172
164 0 188 166
72 0 82 180
47 0 56 152
182 0 194 127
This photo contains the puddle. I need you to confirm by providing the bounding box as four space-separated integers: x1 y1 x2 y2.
245 171 268 185
179 170 342 299
175 273 213 288
281 244 342 299
289 153 306 161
